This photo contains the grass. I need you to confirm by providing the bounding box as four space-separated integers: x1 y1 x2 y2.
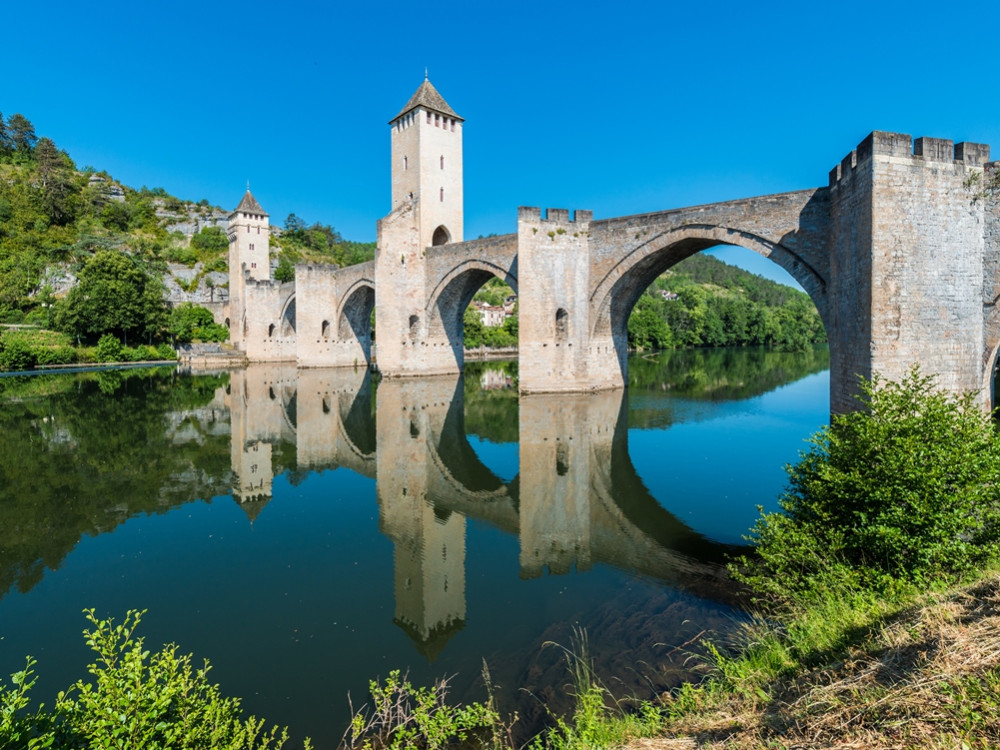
624 569 1000 749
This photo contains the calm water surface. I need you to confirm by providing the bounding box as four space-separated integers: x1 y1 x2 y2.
0 347 829 745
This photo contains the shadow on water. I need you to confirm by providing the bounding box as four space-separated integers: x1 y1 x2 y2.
0 347 829 747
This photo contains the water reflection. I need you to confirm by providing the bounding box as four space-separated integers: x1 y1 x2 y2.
0 348 829 745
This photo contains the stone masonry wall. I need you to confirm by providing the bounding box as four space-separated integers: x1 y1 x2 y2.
829 131 990 411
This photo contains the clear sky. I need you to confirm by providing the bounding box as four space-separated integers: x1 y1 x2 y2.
4 0 999 286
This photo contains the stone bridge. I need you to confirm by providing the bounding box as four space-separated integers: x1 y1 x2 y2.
229 86 998 412
310 132 992 413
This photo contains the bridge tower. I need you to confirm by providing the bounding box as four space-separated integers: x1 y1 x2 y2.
227 189 271 351
376 77 465 377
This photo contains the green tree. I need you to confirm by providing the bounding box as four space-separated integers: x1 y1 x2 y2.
737 368 1000 601
7 114 36 155
168 303 229 343
55 250 168 344
0 112 12 157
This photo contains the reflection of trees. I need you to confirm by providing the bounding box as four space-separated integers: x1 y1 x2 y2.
0 369 233 598
629 345 829 401
460 361 519 444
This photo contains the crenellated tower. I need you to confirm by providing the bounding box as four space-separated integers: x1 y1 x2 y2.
377 77 465 377
227 189 271 350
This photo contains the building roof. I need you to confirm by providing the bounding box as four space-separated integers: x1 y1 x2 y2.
391 78 464 123
233 189 268 217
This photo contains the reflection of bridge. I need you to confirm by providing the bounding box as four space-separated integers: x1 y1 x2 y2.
227 79 999 414
224 365 732 659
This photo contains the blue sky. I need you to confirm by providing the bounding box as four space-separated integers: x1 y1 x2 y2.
4 0 999 286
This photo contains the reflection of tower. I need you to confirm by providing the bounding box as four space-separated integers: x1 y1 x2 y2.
518 395 597 578
225 366 296 523
376 379 467 661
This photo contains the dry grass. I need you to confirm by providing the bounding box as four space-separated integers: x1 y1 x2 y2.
631 574 1000 749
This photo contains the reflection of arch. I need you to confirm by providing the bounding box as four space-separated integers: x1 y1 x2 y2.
424 379 512 498
432 225 451 246
280 296 296 337
425 260 518 343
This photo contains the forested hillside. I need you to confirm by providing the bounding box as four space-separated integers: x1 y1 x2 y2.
627 252 826 350
0 112 374 331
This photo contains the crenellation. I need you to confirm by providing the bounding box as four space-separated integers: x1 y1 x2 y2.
914 137 954 162
956 142 991 165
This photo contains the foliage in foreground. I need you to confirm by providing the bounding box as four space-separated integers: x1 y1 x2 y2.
652 369 1000 748
0 610 298 750
735 366 1000 602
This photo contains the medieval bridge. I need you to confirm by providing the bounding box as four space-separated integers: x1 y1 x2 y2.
227 79 1000 413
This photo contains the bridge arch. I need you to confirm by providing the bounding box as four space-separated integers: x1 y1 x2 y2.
336 279 376 343
425 259 518 344
590 225 830 352
279 294 297 337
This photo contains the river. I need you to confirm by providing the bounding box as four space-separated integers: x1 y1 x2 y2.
0 346 829 746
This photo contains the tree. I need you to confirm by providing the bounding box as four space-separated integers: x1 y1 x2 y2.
168 303 228 343
33 137 76 225
7 114 36 155
55 250 168 344
737 368 1000 600
0 112 11 156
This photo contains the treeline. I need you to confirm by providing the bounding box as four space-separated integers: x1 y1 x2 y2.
273 214 375 280
627 253 826 351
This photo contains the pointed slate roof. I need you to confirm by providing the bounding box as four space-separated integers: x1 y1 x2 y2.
233 189 268 217
392 78 463 123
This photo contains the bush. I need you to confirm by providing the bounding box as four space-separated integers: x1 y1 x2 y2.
736 367 1000 601
156 343 177 361
35 345 76 366
0 337 35 371
0 610 297 750
95 334 123 362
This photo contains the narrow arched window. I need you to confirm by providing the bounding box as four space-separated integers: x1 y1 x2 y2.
439 187 444 202
321 320 330 339
268 323 275 338
555 308 568 342
440 155 444 169
409 314 419 342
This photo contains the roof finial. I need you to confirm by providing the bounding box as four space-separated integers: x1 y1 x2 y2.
424 67 429 81
246 179 250 192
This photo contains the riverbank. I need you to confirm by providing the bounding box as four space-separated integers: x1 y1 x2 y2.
616 568 1000 749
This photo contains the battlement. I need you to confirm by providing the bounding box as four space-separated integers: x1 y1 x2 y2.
829 131 991 186
518 207 593 224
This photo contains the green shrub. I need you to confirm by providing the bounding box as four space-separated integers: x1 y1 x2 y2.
736 367 1000 602
156 343 177 361
35 346 76 366
95 334 123 362
0 337 35 371
0 610 298 750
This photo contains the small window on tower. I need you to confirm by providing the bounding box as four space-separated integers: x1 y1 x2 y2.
440 188 444 202
257 227 260 234
403 156 408 170
426 111 431 123
250 243 254 251
451 119 456 132
440 155 444 169
435 114 440 127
